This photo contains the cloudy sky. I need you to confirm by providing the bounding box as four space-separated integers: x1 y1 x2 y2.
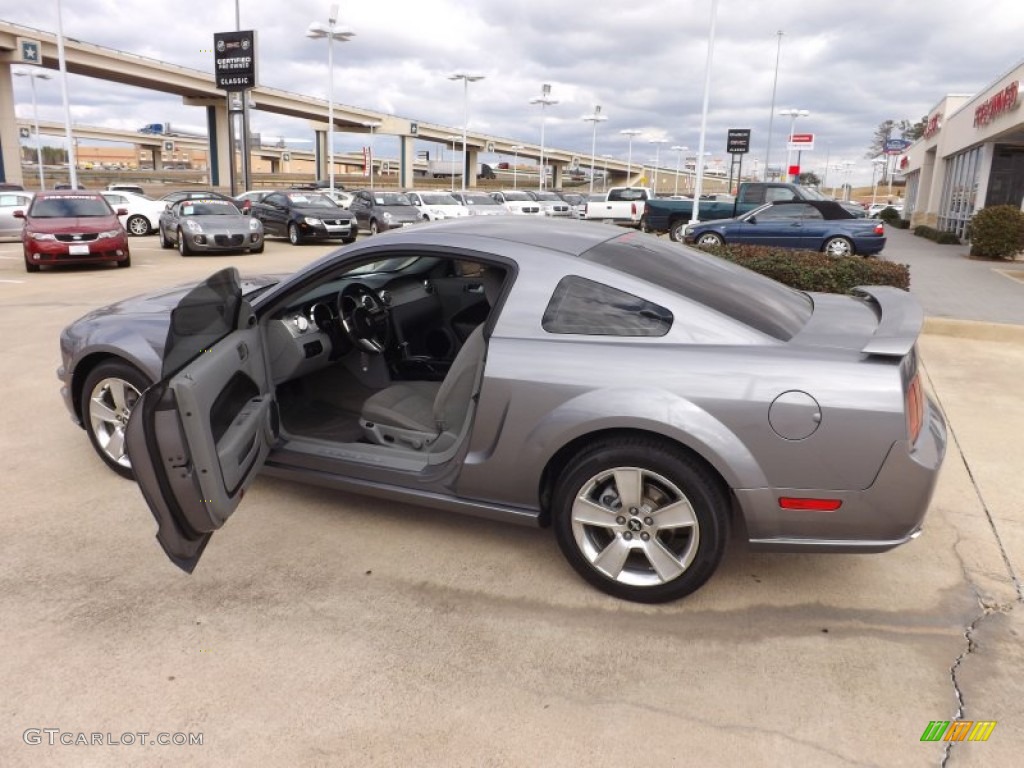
7 0 1024 184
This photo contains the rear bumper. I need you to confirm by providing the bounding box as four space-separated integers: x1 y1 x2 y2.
738 396 947 552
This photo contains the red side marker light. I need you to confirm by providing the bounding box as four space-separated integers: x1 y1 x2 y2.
779 497 842 512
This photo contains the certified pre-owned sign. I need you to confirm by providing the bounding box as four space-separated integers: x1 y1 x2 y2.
213 31 257 91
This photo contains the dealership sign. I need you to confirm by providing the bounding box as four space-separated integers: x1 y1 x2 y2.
726 128 751 154
787 133 815 151
884 138 913 154
923 112 942 139
974 81 1019 127
213 31 257 91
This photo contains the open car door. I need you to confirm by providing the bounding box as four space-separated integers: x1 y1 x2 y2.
125 267 276 572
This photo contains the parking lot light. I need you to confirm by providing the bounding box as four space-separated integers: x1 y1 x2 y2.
671 145 689 196
14 69 52 191
620 129 641 184
510 145 524 188
450 73 485 202
306 5 356 193
649 138 668 194
582 106 607 196
530 84 558 191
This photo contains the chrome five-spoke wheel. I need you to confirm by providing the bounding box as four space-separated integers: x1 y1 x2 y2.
553 439 728 602
82 361 151 479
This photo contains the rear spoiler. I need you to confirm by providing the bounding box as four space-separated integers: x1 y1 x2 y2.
853 286 924 357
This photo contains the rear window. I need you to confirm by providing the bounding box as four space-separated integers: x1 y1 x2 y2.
543 276 672 337
580 233 812 340
29 196 111 218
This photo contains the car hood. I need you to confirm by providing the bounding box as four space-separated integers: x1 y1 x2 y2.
186 215 254 230
376 205 420 218
27 216 120 234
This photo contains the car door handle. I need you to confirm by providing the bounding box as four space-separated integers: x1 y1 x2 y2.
465 284 484 293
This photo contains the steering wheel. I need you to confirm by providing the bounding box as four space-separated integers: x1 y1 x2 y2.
338 285 391 354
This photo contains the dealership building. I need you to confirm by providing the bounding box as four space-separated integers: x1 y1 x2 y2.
901 58 1024 238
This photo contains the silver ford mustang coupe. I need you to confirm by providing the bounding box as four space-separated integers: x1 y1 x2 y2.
58 218 946 602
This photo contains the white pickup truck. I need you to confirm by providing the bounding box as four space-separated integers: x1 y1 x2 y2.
583 187 652 226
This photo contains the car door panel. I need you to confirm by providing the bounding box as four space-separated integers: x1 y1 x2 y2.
126 269 274 572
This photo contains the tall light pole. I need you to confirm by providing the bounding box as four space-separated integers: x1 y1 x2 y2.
307 5 355 193
14 69 52 190
671 145 688 196
362 120 381 190
778 108 809 182
649 138 668 194
55 0 78 188
510 145 523 188
764 30 783 184
690 0 718 225
450 73 484 202
582 105 607 196
620 129 641 184
530 84 557 190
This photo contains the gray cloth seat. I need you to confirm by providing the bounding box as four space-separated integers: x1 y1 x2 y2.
360 269 502 450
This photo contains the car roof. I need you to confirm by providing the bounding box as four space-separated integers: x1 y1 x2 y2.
766 200 855 220
380 216 617 256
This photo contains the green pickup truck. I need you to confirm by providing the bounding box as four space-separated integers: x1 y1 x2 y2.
643 183 862 241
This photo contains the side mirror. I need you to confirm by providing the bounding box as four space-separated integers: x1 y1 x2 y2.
164 203 172 211
13 210 25 219
117 208 128 216
747 216 757 224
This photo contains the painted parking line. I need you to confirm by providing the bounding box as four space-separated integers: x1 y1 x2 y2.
0 279 25 284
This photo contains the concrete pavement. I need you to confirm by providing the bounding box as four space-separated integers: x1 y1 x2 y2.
0 232 1021 767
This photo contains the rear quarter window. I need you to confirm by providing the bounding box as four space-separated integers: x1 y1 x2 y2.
542 276 673 337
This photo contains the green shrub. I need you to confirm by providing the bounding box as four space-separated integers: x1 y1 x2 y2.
892 219 911 229
701 244 910 293
913 225 960 244
878 207 901 224
968 205 1024 259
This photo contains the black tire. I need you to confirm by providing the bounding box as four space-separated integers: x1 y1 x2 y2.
369 220 379 236
250 243 264 254
288 223 301 245
552 437 729 603
126 215 150 236
342 236 357 244
639 215 651 233
158 226 171 249
25 259 40 273
117 254 131 268
823 236 853 258
696 232 724 248
81 360 153 479
177 229 191 256
669 220 686 242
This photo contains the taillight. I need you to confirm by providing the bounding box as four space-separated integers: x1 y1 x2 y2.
631 202 637 216
874 222 884 235
906 373 924 443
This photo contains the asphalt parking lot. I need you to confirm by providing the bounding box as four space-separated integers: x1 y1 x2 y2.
0 230 1021 767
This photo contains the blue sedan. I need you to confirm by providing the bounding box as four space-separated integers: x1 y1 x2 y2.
683 200 886 257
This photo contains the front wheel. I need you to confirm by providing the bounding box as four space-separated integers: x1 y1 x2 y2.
823 236 853 258
696 232 724 248
158 227 171 249
669 220 687 242
177 229 191 256
369 220 380 236
126 215 150 236
82 361 152 479
552 438 729 603
117 254 131 268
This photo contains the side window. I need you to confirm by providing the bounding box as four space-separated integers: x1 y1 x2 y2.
738 185 765 205
0 194 17 206
542 276 673 337
765 186 799 202
265 194 286 206
106 194 126 205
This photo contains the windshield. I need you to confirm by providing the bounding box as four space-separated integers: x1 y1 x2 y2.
181 202 241 216
533 192 561 201
372 193 412 206
501 191 532 201
420 193 459 205
465 194 499 206
29 196 111 218
286 193 337 208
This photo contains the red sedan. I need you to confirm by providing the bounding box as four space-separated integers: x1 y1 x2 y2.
18 191 131 272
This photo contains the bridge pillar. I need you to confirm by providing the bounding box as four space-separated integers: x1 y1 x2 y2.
205 104 231 190
398 135 416 189
550 162 563 190
313 129 327 182
0 63 25 186
465 148 480 189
